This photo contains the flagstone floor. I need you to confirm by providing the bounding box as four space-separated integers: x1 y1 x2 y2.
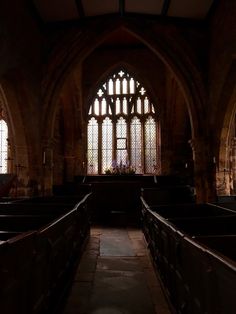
61 224 171 314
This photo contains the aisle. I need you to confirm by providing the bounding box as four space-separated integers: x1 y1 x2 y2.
61 225 171 314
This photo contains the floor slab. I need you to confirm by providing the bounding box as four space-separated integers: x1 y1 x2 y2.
61 226 171 314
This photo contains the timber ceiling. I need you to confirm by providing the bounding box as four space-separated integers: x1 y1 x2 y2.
33 0 216 23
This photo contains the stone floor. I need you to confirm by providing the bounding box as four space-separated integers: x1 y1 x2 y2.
61 224 171 314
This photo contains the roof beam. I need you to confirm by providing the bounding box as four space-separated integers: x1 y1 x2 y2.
161 0 171 16
75 0 85 18
119 0 125 16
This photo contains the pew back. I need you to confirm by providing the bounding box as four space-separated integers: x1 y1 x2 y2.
140 197 236 314
0 193 92 314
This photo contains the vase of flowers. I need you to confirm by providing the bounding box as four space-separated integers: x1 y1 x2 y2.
105 159 136 175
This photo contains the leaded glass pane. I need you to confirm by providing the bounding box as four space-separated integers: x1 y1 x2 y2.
87 118 98 174
101 98 106 115
130 117 142 174
116 98 121 114
116 149 127 166
130 78 135 93
0 120 8 173
115 79 120 94
140 87 146 95
137 97 142 114
118 70 125 77
97 89 103 97
108 79 113 95
144 97 149 113
116 117 127 138
122 78 127 94
123 98 128 114
94 99 99 115
145 116 157 174
102 117 113 173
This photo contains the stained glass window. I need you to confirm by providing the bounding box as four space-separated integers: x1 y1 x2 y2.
131 117 142 174
116 117 127 164
87 68 160 174
145 116 157 173
0 120 8 173
87 118 98 174
102 118 113 173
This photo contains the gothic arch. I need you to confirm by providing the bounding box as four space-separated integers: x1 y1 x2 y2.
0 80 30 195
85 62 160 116
86 66 160 175
217 61 236 194
41 18 206 145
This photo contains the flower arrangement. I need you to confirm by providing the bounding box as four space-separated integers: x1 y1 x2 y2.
105 159 136 175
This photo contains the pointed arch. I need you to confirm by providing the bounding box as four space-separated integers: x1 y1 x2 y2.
217 61 236 195
87 67 160 174
0 81 29 175
41 18 206 146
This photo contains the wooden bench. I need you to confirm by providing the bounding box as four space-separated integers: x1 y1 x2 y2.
0 230 22 241
169 215 236 236
0 231 37 314
147 203 235 219
0 193 92 314
195 235 236 262
140 198 236 314
141 185 195 206
0 214 57 232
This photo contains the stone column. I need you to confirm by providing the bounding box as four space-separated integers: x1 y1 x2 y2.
13 145 29 197
190 137 217 203
230 137 236 194
41 139 55 196
216 141 231 196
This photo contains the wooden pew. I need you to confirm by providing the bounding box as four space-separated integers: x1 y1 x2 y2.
13 195 87 204
140 197 236 314
175 236 215 313
0 202 76 215
0 193 92 314
212 201 236 212
169 215 236 236
0 231 37 314
0 231 22 241
141 185 195 206
0 214 57 232
147 203 235 219
207 250 236 314
195 235 236 264
31 193 91 314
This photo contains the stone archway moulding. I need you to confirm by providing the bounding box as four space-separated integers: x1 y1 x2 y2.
217 61 236 195
41 18 207 144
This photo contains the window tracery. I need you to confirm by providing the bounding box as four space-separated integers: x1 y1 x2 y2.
87 68 160 174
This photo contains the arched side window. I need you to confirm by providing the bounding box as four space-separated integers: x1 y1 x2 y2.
87 69 160 174
0 119 8 173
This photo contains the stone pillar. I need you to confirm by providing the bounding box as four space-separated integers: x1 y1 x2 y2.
41 139 54 196
13 145 29 197
216 141 231 196
64 153 76 183
230 137 236 194
190 138 217 203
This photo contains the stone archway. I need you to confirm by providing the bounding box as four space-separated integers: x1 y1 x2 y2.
41 18 208 199
217 62 236 195
0 81 30 196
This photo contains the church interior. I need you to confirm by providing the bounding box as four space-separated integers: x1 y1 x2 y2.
0 1 236 314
